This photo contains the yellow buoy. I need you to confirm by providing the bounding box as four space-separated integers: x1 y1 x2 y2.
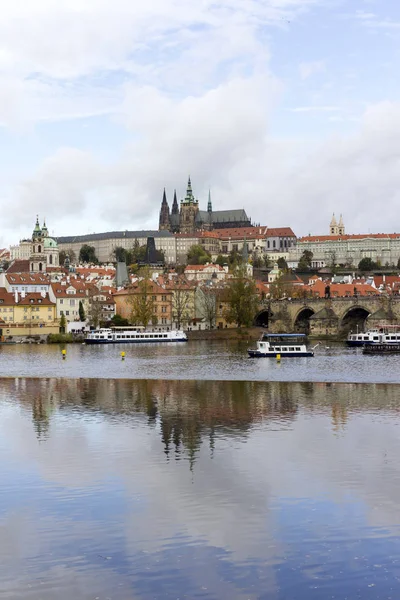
276 353 281 362
62 349 67 360
121 351 125 360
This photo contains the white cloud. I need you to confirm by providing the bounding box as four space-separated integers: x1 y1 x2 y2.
299 60 326 80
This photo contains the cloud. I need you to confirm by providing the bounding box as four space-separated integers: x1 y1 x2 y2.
298 60 326 80
290 105 340 113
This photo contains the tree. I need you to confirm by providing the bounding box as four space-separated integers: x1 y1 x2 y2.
126 278 156 328
171 282 192 329
78 300 86 322
252 255 264 269
198 288 217 329
297 250 313 271
59 312 66 333
114 246 132 264
358 257 377 273
397 257 400 270
59 250 67 266
59 249 76 266
228 248 242 268
187 245 211 265
215 254 226 267
277 257 288 271
79 244 98 264
111 314 129 326
224 269 260 327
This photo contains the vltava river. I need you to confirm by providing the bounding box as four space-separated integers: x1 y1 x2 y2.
1 377 400 599
0 340 399 382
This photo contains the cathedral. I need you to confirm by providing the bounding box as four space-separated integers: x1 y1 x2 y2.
159 177 251 234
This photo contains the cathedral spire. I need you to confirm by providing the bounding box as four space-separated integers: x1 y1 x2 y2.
207 189 212 213
159 188 171 231
172 189 179 215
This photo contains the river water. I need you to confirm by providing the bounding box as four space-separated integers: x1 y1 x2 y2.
1 344 400 599
0 340 399 382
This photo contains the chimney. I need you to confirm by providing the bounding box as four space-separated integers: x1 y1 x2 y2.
21 290 26 299
15 291 18 303
41 290 46 298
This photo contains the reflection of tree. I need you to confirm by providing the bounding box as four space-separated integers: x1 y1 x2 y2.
9 378 399 471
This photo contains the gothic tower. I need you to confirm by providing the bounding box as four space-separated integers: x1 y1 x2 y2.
338 214 345 235
159 188 171 231
330 214 339 236
179 176 199 234
170 190 180 232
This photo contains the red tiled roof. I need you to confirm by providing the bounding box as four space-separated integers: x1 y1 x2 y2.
300 233 400 242
6 272 50 284
6 260 31 273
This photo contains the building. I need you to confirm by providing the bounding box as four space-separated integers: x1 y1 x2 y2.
211 226 296 255
184 264 229 282
10 218 59 272
57 230 177 265
290 216 400 269
159 177 251 234
113 280 173 326
175 232 220 264
0 288 58 338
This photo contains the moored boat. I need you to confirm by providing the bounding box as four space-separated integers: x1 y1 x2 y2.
248 333 314 358
85 327 187 344
347 325 400 347
363 343 400 355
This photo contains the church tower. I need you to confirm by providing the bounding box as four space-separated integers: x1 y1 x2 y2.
159 189 171 231
338 214 345 235
179 177 199 234
330 214 339 236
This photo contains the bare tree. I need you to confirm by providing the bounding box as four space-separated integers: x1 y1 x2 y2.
171 281 192 329
126 278 156 328
198 287 217 329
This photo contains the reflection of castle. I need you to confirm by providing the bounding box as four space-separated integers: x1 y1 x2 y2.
159 177 251 234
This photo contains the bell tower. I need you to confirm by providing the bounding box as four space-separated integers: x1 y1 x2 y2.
330 214 339 236
179 176 199 234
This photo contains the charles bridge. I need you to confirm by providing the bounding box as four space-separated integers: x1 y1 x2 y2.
255 296 400 337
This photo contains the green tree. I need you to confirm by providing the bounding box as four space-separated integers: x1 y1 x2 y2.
358 257 377 273
187 245 211 265
252 255 264 269
228 248 242 268
79 244 98 264
297 250 313 271
59 312 66 333
215 254 226 267
78 300 86 322
277 257 288 270
225 269 260 327
111 314 129 326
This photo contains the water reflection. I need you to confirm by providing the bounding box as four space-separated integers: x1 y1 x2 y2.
1 378 400 600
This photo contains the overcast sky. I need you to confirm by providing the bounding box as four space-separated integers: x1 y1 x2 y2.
1 0 400 246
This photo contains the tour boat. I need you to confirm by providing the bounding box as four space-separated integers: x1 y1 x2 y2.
248 333 314 358
85 327 187 344
347 325 400 347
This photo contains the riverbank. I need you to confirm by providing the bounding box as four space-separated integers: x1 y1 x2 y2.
187 327 264 341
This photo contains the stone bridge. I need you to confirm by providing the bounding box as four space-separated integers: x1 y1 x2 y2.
255 296 400 337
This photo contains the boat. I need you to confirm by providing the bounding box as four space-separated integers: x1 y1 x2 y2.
363 343 400 355
85 326 188 344
347 325 400 347
248 333 314 358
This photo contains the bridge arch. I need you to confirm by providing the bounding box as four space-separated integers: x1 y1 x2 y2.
340 305 371 334
254 307 273 327
294 307 315 334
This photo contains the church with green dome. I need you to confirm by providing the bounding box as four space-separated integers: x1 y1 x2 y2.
30 217 59 272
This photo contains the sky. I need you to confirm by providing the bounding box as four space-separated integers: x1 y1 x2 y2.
1 0 400 246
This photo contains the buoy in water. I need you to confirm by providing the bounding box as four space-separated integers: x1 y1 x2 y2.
121 351 125 360
62 349 67 360
276 353 281 362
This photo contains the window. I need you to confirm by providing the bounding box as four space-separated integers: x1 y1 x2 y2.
60 299 64 304
162 306 166 313
161 295 167 301
273 240 276 248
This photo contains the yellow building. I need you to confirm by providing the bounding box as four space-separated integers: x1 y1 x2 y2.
0 288 58 338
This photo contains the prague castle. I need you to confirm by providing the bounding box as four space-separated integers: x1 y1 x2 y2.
159 177 251 234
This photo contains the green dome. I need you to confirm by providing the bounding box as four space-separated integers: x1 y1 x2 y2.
44 237 58 248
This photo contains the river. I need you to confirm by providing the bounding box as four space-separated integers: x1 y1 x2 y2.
0 339 399 382
0 343 400 599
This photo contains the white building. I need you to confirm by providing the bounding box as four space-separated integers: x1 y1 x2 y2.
10 218 59 272
289 216 400 268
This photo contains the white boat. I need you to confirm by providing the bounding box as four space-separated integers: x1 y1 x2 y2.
248 334 314 358
85 327 187 344
347 325 400 347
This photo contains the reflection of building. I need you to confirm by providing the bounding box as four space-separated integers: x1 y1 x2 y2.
10 217 59 272
159 177 252 234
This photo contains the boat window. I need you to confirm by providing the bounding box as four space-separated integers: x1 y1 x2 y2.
275 347 281 352
373 336 379 340
289 347 294 351
296 347 301 351
164 334 167 338
364 336 368 340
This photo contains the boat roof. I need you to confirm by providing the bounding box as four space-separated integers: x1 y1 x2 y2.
263 333 306 338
